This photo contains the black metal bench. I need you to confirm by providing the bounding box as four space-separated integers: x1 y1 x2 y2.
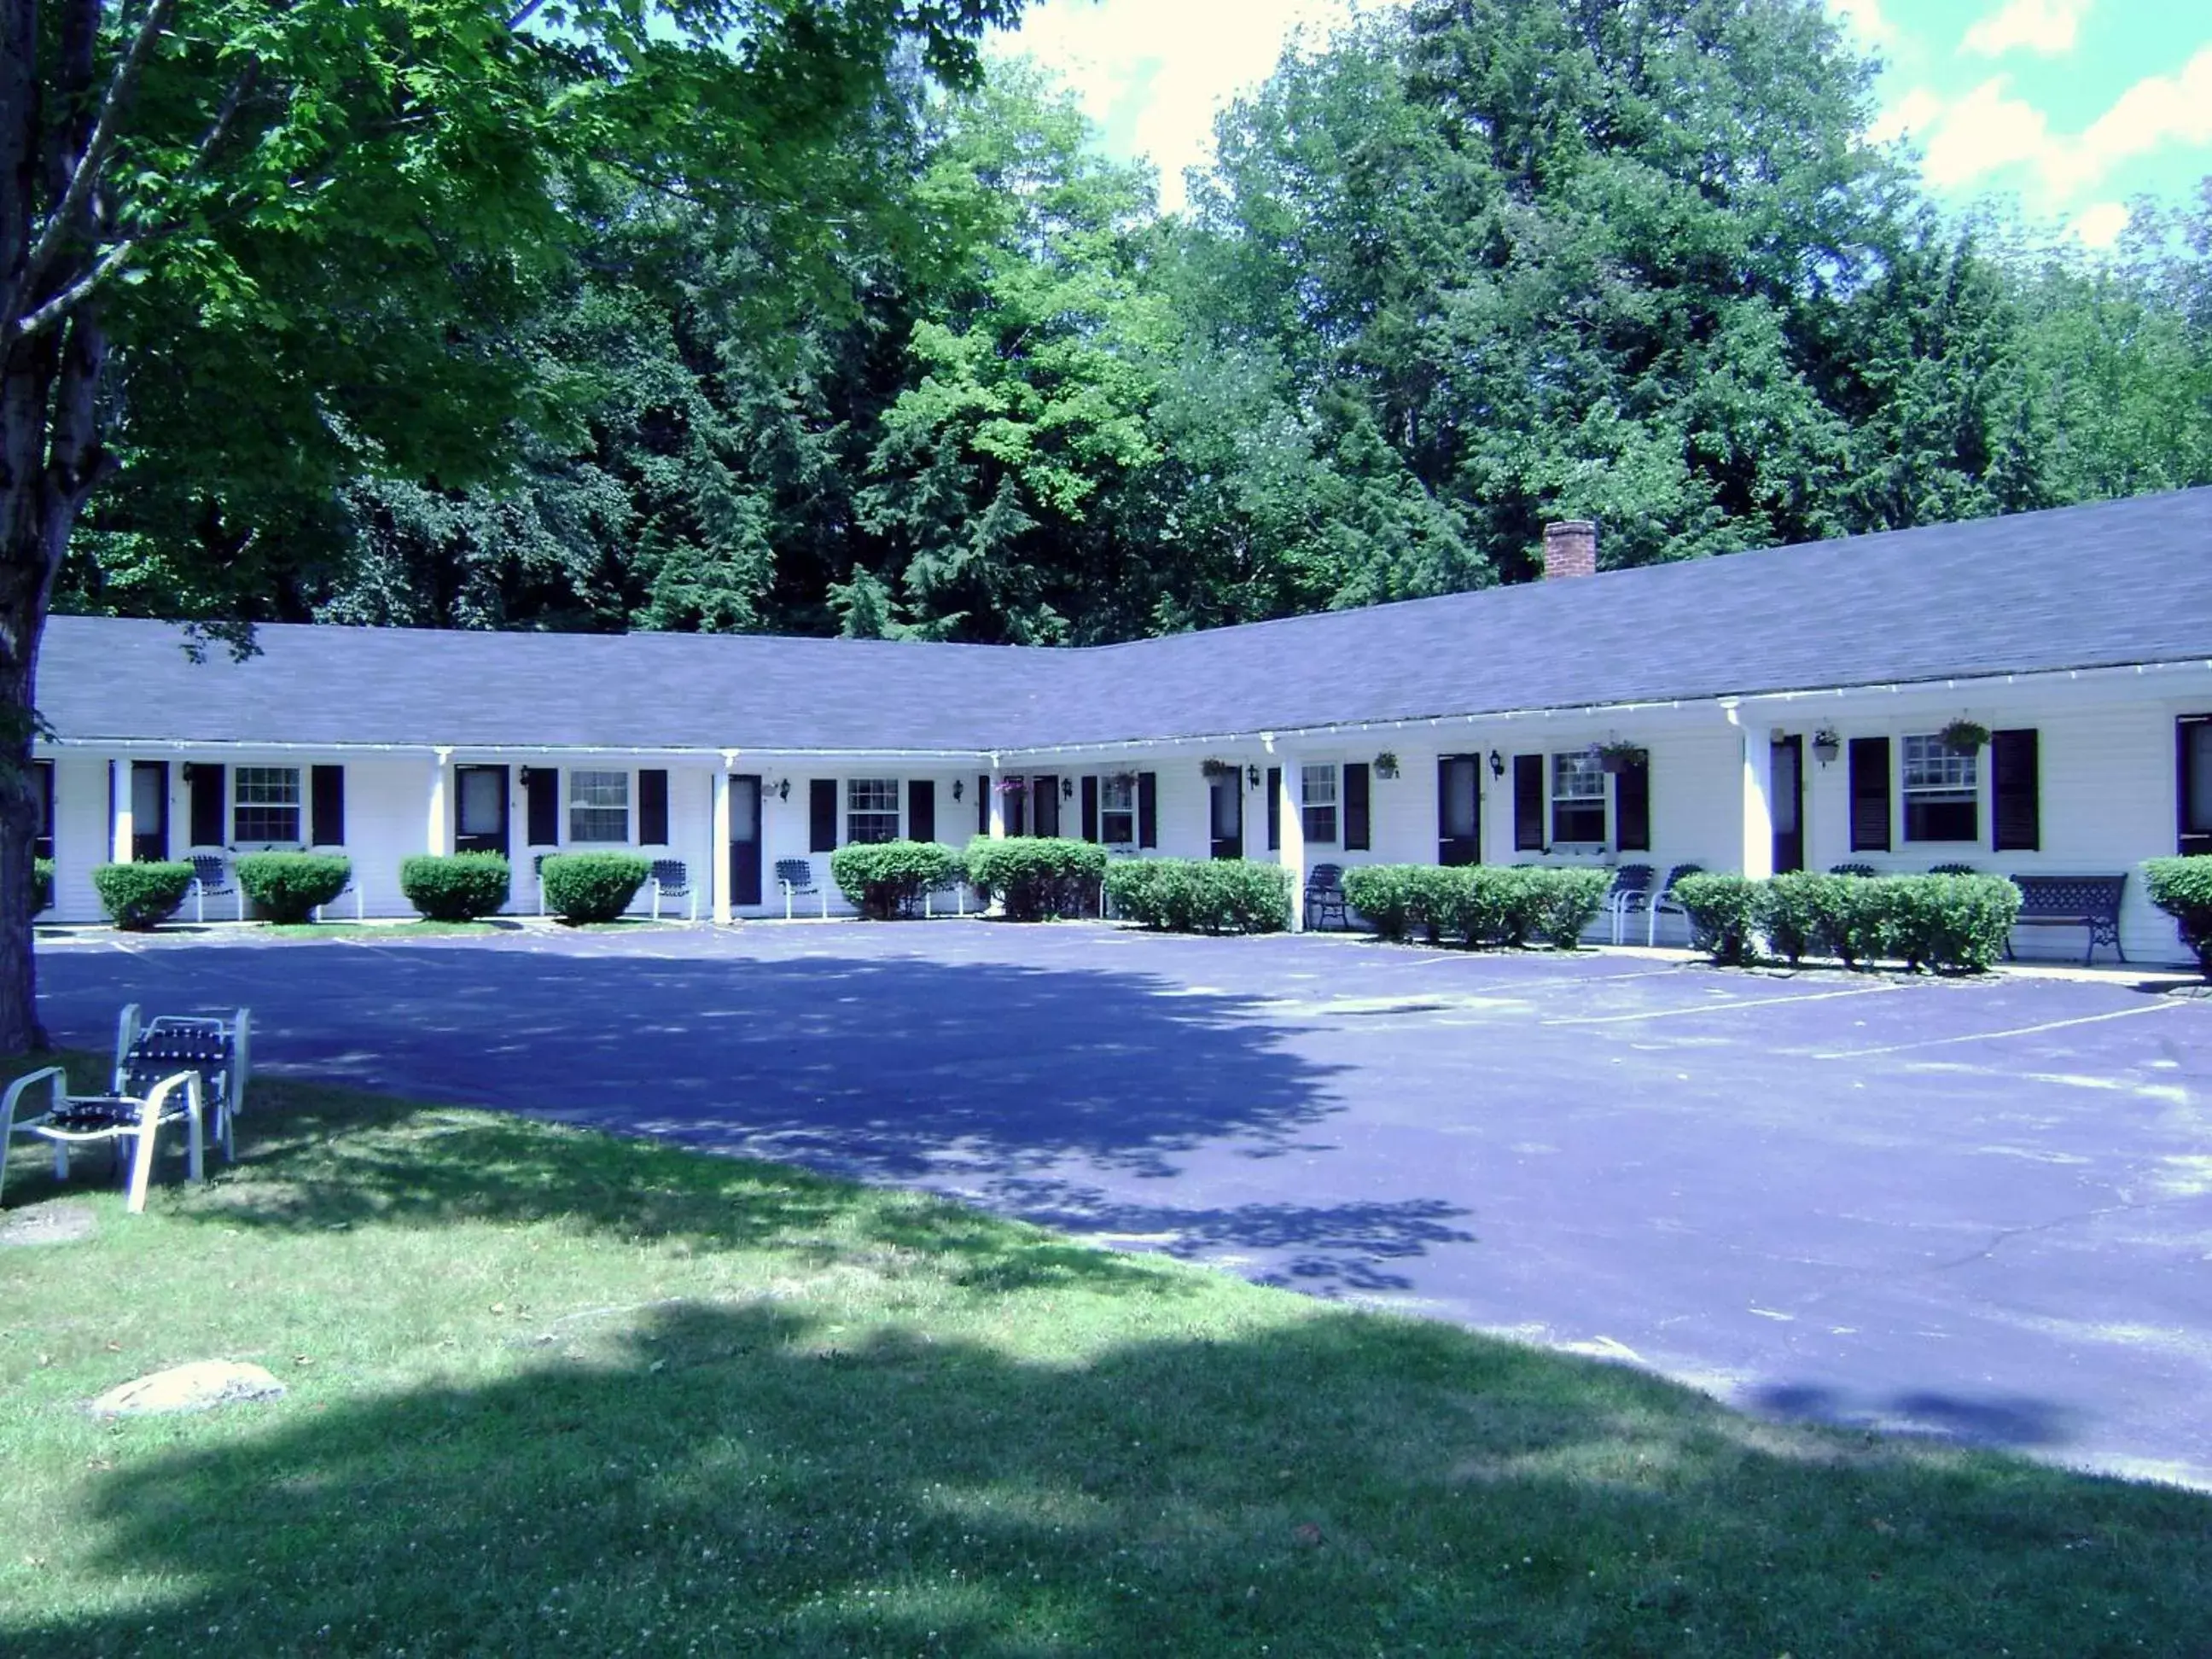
2006 874 2127 965
1304 863 1349 931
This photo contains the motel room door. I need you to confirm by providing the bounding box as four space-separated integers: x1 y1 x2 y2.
1437 755 1481 865
1771 736 1805 873
729 775 764 907
1209 773 1243 859
454 765 510 858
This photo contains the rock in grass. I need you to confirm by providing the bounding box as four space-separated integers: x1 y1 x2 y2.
88 1360 286 1416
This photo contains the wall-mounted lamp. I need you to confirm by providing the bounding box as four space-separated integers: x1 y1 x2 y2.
952 778 964 802
1487 749 1506 780
1811 729 1841 767
1247 764 1261 789
518 765 537 786
774 777 791 801
1062 777 1075 801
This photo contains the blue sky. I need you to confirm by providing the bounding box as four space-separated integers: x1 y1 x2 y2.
998 0 2212 239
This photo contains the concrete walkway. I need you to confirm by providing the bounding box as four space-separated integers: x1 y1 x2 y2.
36 920 2212 1487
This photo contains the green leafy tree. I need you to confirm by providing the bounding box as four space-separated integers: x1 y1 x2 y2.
0 0 1018 1050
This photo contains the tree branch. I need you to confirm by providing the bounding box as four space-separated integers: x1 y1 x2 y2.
7 238 140 343
11 0 180 326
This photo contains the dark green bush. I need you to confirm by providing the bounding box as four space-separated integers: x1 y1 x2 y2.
236 852 353 924
540 852 652 923
1672 872 1765 964
399 853 511 922
830 840 964 919
1760 871 1847 966
1882 874 2021 974
32 855 52 915
1528 867 1613 949
1341 864 1424 941
963 837 1108 922
2144 857 2212 977
90 861 195 931
1106 858 1289 934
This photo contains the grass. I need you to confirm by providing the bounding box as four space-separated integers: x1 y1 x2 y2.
257 919 519 940
1 1066 2207 1656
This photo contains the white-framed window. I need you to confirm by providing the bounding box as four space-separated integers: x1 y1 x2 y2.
233 766 302 844
1550 751 1606 845
1901 735 1977 842
847 777 899 844
1301 764 1338 845
1100 773 1137 845
568 769 630 843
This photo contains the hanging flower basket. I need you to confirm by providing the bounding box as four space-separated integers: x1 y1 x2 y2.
1940 719 1991 755
1373 751 1400 779
995 776 1030 795
1200 758 1238 779
1594 740 1646 774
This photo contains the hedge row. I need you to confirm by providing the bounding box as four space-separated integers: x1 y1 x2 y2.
1673 870 2023 974
962 837 1107 922
2144 856 2212 977
830 841 964 919
1340 864 1614 950
1104 858 1290 934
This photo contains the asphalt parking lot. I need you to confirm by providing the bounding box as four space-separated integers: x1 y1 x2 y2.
35 919 2212 1487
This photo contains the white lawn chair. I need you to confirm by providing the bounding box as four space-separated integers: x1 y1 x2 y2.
776 859 829 920
1646 863 1706 946
1603 864 1656 945
649 859 698 922
189 853 246 922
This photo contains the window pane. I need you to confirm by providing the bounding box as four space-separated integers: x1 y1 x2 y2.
1302 805 1337 844
234 766 301 843
1442 759 1477 840
1301 765 1337 807
847 777 899 845
1901 735 1977 842
569 770 629 843
458 771 504 836
1551 752 1604 800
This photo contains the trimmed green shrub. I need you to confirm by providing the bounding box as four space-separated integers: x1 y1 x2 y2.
1528 867 1612 949
399 853 511 922
1673 872 1765 964
1760 871 1848 966
1881 873 2021 974
32 856 52 915
90 861 195 931
1341 864 1424 941
236 852 353 924
1106 858 1290 934
963 837 1108 922
830 840 964 919
540 852 652 923
2145 856 2212 977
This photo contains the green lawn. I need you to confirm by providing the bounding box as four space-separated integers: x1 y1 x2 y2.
1 1065 2205 1656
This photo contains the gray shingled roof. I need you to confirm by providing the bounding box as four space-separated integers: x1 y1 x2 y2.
39 488 2212 754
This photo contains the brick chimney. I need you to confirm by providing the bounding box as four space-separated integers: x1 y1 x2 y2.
1542 520 1598 579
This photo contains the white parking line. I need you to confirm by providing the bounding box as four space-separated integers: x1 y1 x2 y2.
1813 999 2190 1059
1543 984 1901 1026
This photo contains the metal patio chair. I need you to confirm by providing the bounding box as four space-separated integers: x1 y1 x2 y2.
776 859 829 920
649 859 697 922
1602 864 1655 945
189 853 245 923
1644 862 1706 946
1828 862 1877 879
1304 863 1350 931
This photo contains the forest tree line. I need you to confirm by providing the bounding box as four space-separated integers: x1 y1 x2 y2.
62 0 2212 647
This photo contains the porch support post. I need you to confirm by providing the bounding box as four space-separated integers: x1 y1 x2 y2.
1275 745 1305 932
711 760 733 925
987 761 1006 840
427 748 454 857
109 759 132 862
1726 703 1774 879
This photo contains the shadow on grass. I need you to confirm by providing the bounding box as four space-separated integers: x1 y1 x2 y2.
10 1296 2211 1657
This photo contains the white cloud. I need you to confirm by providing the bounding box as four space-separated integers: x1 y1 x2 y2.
997 0 1359 212
2068 201 2130 247
1826 0 1899 52
1961 0 2093 58
1868 86 1944 144
1888 46 2212 203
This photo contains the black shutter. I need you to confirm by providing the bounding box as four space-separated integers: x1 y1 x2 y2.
188 762 225 847
977 774 990 837
1512 754 1545 851
1266 766 1281 851
809 779 838 853
1990 729 2039 852
311 765 346 846
1081 775 1098 841
1343 762 1371 851
1848 737 1891 853
1033 776 1061 838
908 778 936 844
1615 757 1650 852
525 767 560 846
1138 771 1158 847
630 768 665 845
